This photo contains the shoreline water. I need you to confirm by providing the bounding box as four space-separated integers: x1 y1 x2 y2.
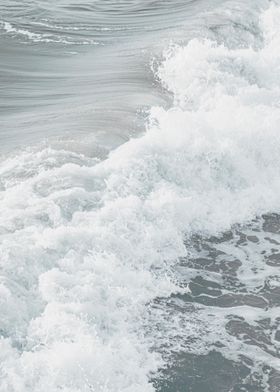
1 1 280 391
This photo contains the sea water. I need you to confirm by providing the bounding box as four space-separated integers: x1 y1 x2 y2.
1 1 280 391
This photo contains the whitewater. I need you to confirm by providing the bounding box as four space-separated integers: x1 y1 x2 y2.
1 1 280 391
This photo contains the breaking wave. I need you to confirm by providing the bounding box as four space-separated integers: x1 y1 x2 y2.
1 1 280 391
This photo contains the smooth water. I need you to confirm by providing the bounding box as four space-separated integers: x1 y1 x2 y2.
1 1 280 391
0 0 201 153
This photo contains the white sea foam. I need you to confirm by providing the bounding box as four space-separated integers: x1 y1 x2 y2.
0 20 100 45
1 2 280 391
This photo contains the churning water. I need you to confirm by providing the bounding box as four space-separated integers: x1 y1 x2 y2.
1 1 280 391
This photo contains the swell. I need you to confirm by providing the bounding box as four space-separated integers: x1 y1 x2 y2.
0 0 195 45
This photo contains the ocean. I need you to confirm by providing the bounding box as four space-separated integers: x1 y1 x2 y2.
0 1 280 391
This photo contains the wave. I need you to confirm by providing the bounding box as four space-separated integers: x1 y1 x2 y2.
0 0 190 46
1 1 280 391
0 20 100 45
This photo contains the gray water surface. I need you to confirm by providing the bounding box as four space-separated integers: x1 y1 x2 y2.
0 0 210 154
1 1 279 392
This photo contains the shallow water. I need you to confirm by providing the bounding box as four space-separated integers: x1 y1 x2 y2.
152 214 280 391
1 1 280 391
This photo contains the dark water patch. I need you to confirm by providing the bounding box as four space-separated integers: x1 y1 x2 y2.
153 351 253 392
151 214 280 391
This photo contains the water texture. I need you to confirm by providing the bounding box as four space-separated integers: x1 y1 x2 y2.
1 1 280 391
